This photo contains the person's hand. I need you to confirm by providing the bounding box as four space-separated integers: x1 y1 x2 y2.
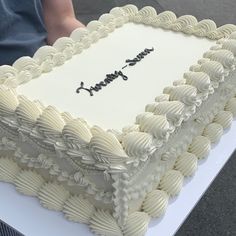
42 0 84 45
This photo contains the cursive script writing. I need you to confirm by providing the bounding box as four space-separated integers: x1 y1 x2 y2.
125 48 154 66
76 47 154 96
76 70 128 96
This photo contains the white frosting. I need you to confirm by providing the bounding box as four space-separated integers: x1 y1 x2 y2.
194 19 217 37
174 152 198 176
184 72 213 95
214 110 233 129
142 190 169 217
13 56 42 80
203 49 236 70
14 170 44 196
171 15 198 32
89 210 122 236
0 86 18 116
203 122 224 143
122 131 154 159
168 85 200 106
89 131 128 164
123 212 150 236
225 97 236 117
152 11 177 28
154 101 185 126
159 170 184 196
36 106 65 137
139 114 171 140
63 195 95 224
0 158 20 182
17 22 214 130
62 118 92 144
38 183 70 211
53 37 76 59
16 96 42 126
188 136 211 159
222 39 236 56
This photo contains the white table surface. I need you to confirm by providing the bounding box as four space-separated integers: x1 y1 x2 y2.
0 120 235 236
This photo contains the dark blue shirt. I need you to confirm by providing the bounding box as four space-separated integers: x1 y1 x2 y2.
0 0 47 65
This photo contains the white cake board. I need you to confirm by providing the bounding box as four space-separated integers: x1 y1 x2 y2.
0 120 235 236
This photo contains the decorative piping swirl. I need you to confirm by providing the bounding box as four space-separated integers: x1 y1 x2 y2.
203 122 223 143
122 4 139 20
89 210 122 236
70 28 92 49
110 7 128 27
214 110 233 129
16 96 42 126
229 31 236 40
203 49 235 70
53 37 75 59
200 61 226 87
139 114 172 140
123 212 150 236
174 152 198 176
0 86 19 116
122 131 154 159
184 72 213 97
33 45 65 71
159 170 184 196
62 118 92 145
171 15 198 33
224 97 236 117
154 101 185 126
38 182 70 211
188 136 211 159
89 131 128 164
98 13 116 33
0 65 19 87
13 56 42 81
133 6 157 24
0 158 20 183
194 19 217 37
152 11 177 28
222 39 236 56
207 24 236 40
155 94 170 102
142 190 169 218
14 170 45 196
36 106 65 138
63 195 95 224
168 85 200 106
87 20 109 38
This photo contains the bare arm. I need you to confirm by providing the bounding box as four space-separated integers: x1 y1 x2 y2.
42 0 84 45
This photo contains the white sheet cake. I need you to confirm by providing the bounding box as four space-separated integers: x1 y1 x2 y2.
0 5 236 236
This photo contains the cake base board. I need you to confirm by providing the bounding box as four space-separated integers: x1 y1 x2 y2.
1 120 235 236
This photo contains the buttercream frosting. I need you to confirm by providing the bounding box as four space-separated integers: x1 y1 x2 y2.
142 190 169 218
203 122 223 143
225 97 236 117
159 170 184 196
214 110 233 129
38 183 70 211
14 170 44 196
123 212 150 236
89 210 122 236
188 136 211 159
174 152 198 176
0 157 20 182
63 195 95 224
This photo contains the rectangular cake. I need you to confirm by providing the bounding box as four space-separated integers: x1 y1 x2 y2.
0 5 236 236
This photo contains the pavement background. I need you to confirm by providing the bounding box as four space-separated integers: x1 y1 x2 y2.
73 1 236 236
